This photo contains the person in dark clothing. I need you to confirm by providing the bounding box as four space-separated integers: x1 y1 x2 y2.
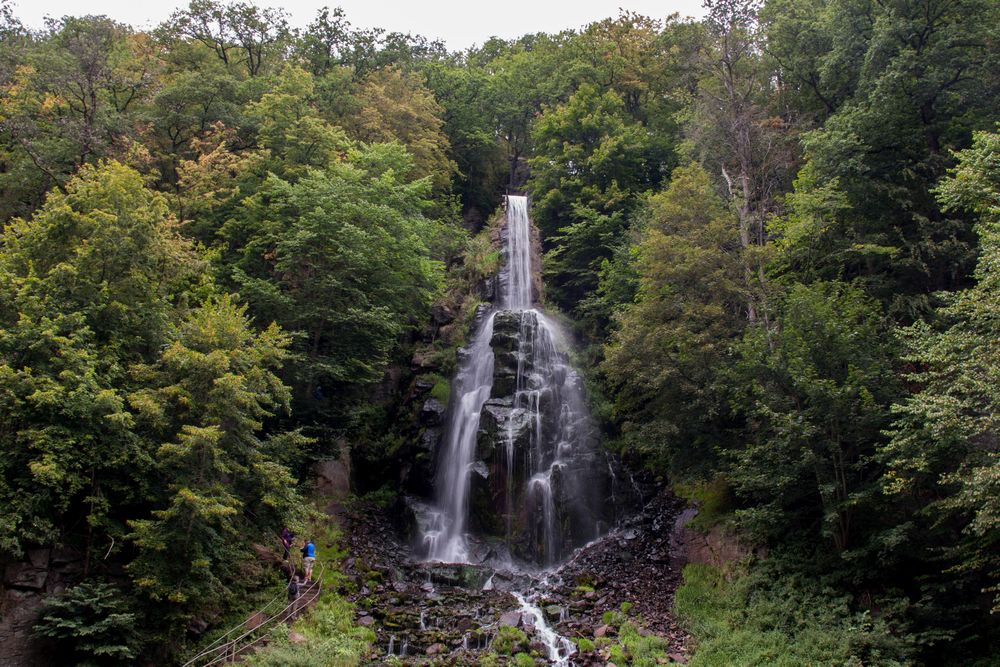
280 527 293 560
286 575 301 619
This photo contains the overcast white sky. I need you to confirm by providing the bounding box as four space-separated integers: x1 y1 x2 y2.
9 1 707 50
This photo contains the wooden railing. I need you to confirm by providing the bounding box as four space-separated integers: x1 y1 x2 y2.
181 560 325 666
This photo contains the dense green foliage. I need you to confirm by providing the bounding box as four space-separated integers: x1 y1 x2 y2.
675 563 915 666
229 144 445 423
1 0 999 662
0 1 459 659
553 2 1000 662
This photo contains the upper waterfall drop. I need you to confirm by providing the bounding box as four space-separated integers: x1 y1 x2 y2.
504 195 534 311
422 195 612 566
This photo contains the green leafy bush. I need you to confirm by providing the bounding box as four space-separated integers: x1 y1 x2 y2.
429 375 451 405
616 621 670 667
514 652 535 666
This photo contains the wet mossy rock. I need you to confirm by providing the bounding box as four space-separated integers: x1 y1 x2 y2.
490 310 533 398
419 398 446 426
390 212 507 507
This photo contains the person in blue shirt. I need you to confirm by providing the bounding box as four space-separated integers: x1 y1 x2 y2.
300 539 316 582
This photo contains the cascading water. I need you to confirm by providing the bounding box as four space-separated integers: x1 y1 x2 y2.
422 311 496 563
424 195 608 566
513 591 574 666
504 195 534 310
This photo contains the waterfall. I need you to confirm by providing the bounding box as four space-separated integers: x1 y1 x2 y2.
504 195 533 310
424 311 496 563
424 195 607 565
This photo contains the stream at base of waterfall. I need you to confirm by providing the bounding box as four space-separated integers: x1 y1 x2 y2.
339 488 692 666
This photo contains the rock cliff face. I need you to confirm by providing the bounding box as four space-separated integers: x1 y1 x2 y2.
0 548 84 666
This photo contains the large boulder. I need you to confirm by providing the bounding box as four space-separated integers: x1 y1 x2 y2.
481 276 497 302
0 547 84 666
313 442 351 503
431 303 457 326
420 398 446 426
468 397 540 540
2 564 47 591
0 588 49 667
476 400 531 461
468 460 500 534
499 611 522 627
411 348 442 372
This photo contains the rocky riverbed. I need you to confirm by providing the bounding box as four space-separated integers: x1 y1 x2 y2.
336 488 692 665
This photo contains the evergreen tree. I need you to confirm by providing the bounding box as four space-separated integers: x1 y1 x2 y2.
128 295 305 616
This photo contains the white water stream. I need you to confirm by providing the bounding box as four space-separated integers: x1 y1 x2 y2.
504 195 534 310
512 591 575 666
422 309 497 563
424 195 602 565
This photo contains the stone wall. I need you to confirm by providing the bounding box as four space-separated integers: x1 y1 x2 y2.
0 547 83 666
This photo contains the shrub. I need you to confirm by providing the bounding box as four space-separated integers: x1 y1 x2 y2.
242 588 373 667
430 377 451 404
34 582 141 666
617 621 670 667
493 625 529 655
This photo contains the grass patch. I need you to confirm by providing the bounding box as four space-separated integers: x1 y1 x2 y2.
241 595 374 667
618 622 671 666
356 484 397 511
592 600 670 666
429 374 451 405
180 568 288 660
674 563 917 666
